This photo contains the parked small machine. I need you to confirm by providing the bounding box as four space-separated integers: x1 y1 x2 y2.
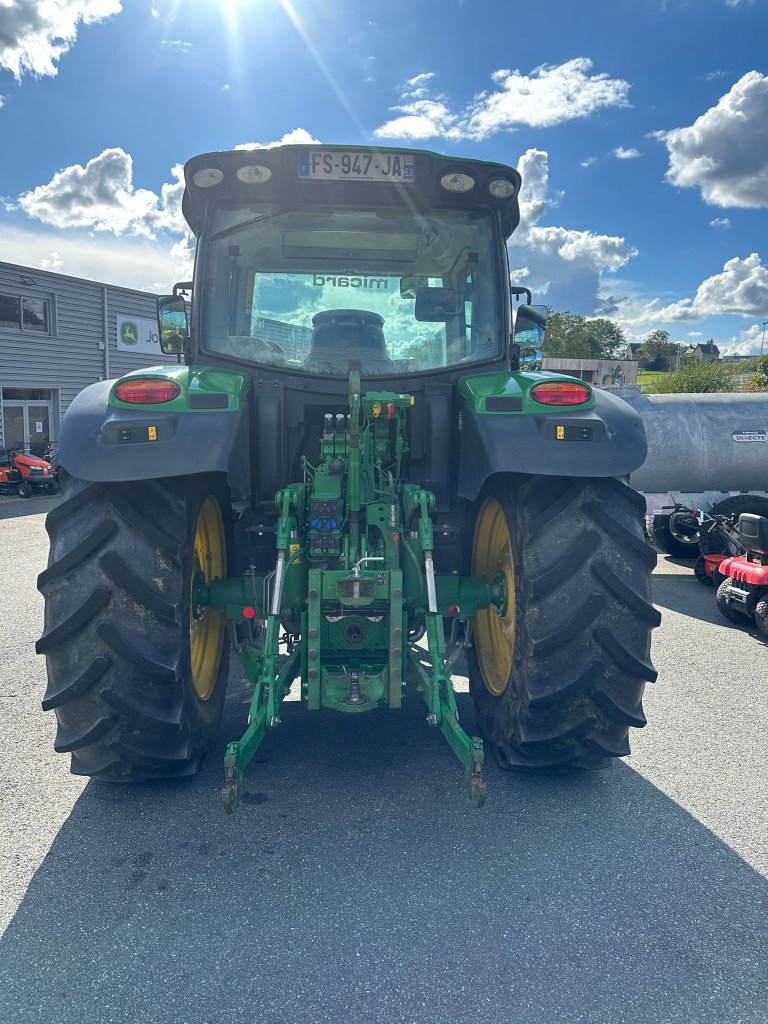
0 447 59 497
693 509 742 585
713 514 768 635
36 144 659 811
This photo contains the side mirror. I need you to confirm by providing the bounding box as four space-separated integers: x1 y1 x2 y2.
514 303 547 348
415 286 458 322
157 295 189 355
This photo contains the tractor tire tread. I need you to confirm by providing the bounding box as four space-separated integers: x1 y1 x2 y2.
37 520 117 589
469 475 657 770
529 530 600 599
37 470 229 781
41 655 110 711
99 551 178 623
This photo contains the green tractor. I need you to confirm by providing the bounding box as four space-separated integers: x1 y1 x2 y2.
36 145 658 810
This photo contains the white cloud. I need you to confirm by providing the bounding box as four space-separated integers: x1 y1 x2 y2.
657 71 768 208
656 253 768 319
710 217 731 227
509 149 636 313
720 322 766 357
235 127 321 150
618 253 768 329
0 0 122 80
0 224 188 292
13 149 185 237
613 146 641 159
40 250 64 272
10 133 322 258
580 156 597 168
516 149 561 227
375 59 631 141
403 72 435 98
161 39 194 53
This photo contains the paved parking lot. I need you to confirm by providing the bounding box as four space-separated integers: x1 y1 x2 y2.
1 494 766 1024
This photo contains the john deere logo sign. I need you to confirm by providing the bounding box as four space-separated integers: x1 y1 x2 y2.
120 321 139 346
116 315 161 355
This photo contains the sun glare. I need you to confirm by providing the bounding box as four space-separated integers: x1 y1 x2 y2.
159 0 364 132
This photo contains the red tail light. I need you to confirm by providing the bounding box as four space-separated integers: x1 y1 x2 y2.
114 379 181 404
530 381 592 406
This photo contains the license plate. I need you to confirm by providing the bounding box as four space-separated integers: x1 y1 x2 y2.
298 151 415 183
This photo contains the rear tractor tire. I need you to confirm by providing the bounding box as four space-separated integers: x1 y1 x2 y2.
468 476 659 770
36 471 230 780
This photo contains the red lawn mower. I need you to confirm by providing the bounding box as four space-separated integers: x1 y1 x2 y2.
693 510 742 586
0 446 59 498
714 514 768 636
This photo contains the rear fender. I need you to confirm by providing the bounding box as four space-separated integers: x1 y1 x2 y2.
58 377 251 498
458 385 647 500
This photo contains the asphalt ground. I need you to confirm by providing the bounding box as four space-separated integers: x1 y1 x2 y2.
0 493 766 1024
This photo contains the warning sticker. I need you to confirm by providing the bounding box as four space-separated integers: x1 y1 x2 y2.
733 430 768 442
289 543 301 564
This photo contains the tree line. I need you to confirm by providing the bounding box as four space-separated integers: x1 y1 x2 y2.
542 311 721 371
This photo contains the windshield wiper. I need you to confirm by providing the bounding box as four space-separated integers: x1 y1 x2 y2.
208 208 298 242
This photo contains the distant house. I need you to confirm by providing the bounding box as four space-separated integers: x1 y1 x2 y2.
685 342 720 362
625 342 644 361
541 357 638 386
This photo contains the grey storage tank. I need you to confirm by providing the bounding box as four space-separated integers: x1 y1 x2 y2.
626 392 768 493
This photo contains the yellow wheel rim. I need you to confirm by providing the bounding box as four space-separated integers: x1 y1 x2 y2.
472 497 515 697
190 496 226 701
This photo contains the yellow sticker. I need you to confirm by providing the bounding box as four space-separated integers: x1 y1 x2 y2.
372 402 382 418
556 425 565 440
148 425 157 441
289 543 301 564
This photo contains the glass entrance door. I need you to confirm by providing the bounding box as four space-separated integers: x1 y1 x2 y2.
2 400 52 455
27 403 51 455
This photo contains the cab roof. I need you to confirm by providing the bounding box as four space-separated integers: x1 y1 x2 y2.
181 144 522 239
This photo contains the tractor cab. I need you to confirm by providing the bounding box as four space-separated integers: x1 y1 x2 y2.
158 145 524 380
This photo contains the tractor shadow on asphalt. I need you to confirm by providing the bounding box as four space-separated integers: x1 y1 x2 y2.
652 570 768 645
2 679 768 1023
0 494 60 521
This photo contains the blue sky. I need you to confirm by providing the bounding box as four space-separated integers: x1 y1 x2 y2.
1 0 767 352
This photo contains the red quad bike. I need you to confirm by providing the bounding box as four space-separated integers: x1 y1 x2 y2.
0 446 59 498
715 514 768 636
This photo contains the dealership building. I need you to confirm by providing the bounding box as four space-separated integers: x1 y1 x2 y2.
0 260 166 452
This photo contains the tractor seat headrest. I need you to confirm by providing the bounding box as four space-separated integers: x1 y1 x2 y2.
307 309 393 372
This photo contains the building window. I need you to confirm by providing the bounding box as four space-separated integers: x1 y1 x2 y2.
0 292 51 334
